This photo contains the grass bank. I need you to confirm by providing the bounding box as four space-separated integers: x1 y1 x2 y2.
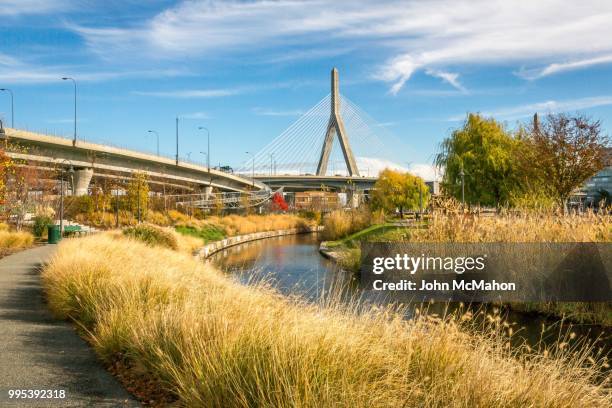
0 223 34 256
323 212 612 326
173 213 314 244
42 233 610 407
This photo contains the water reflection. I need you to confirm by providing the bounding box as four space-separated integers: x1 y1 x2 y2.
211 233 611 357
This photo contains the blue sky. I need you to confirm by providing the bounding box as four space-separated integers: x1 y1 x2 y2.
1 0 612 180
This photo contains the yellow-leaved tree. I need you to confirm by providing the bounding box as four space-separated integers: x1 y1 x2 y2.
371 168 430 218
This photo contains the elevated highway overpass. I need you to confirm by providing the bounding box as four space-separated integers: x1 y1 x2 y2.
252 174 377 192
0 128 267 195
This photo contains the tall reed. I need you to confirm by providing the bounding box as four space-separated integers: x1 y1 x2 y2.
43 234 610 407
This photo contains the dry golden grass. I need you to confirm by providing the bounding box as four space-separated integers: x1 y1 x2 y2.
407 211 611 242
199 213 313 236
43 234 610 407
0 229 34 249
321 208 376 241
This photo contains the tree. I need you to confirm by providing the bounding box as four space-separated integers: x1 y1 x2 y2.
527 113 609 212
436 114 521 207
126 172 149 221
371 169 430 218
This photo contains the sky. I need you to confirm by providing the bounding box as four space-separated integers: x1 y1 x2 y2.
1 0 612 180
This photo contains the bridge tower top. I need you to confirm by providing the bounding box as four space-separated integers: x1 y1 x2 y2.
316 68 360 176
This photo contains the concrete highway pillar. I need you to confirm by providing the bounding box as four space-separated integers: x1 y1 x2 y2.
72 168 93 196
203 186 213 200
346 190 360 208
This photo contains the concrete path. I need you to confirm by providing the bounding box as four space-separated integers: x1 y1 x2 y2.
0 245 139 407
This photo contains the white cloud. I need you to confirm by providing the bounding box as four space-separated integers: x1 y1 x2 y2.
425 69 466 92
0 52 189 84
0 0 68 16
252 107 304 117
69 1 612 93
518 54 612 79
132 88 240 98
354 158 438 181
449 95 612 121
407 163 439 181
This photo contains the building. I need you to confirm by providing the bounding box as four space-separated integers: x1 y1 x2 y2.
294 191 340 210
572 148 612 207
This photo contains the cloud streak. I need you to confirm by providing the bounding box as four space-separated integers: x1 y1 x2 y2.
67 1 612 94
449 96 612 121
133 89 240 98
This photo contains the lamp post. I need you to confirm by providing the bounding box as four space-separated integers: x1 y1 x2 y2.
459 169 465 206
59 161 74 236
246 151 254 187
61 77 77 146
198 126 210 173
147 130 159 156
269 153 274 176
175 117 179 165
0 88 14 128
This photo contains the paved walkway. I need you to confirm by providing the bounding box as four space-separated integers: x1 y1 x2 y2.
0 245 139 407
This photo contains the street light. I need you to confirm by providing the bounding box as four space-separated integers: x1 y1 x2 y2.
175 117 179 165
245 151 255 187
0 88 14 128
198 126 210 173
61 77 77 146
269 153 275 176
59 160 74 236
147 130 159 156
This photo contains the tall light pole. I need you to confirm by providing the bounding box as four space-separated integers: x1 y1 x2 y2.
147 130 159 156
246 151 254 187
175 117 179 165
0 88 14 128
198 126 210 173
59 160 74 236
269 153 274 176
61 77 77 146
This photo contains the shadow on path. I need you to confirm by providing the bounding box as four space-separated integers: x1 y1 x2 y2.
0 245 139 407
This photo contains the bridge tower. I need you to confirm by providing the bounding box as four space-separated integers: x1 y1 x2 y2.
316 68 360 177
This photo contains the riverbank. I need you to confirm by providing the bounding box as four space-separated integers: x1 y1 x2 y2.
319 213 612 326
196 225 323 259
42 233 610 407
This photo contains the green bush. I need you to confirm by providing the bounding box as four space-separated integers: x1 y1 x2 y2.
123 223 178 250
33 215 53 237
175 224 226 243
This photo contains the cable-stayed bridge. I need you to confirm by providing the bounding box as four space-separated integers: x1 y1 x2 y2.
0 68 404 209
237 68 402 194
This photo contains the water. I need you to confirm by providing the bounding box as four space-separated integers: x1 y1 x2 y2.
211 233 611 357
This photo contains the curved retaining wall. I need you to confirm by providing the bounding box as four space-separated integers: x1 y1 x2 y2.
196 225 323 260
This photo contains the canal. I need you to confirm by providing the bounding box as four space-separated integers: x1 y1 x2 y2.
211 233 611 357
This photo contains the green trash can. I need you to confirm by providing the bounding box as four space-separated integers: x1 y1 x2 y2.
47 225 61 244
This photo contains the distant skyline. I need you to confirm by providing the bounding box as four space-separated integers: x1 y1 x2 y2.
1 1 612 180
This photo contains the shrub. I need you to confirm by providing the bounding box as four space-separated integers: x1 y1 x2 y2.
146 211 172 226
0 230 34 249
33 215 53 237
122 223 178 250
175 224 226 243
322 208 373 241
167 209 190 224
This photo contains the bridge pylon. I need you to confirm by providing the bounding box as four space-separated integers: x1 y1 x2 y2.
316 68 360 177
